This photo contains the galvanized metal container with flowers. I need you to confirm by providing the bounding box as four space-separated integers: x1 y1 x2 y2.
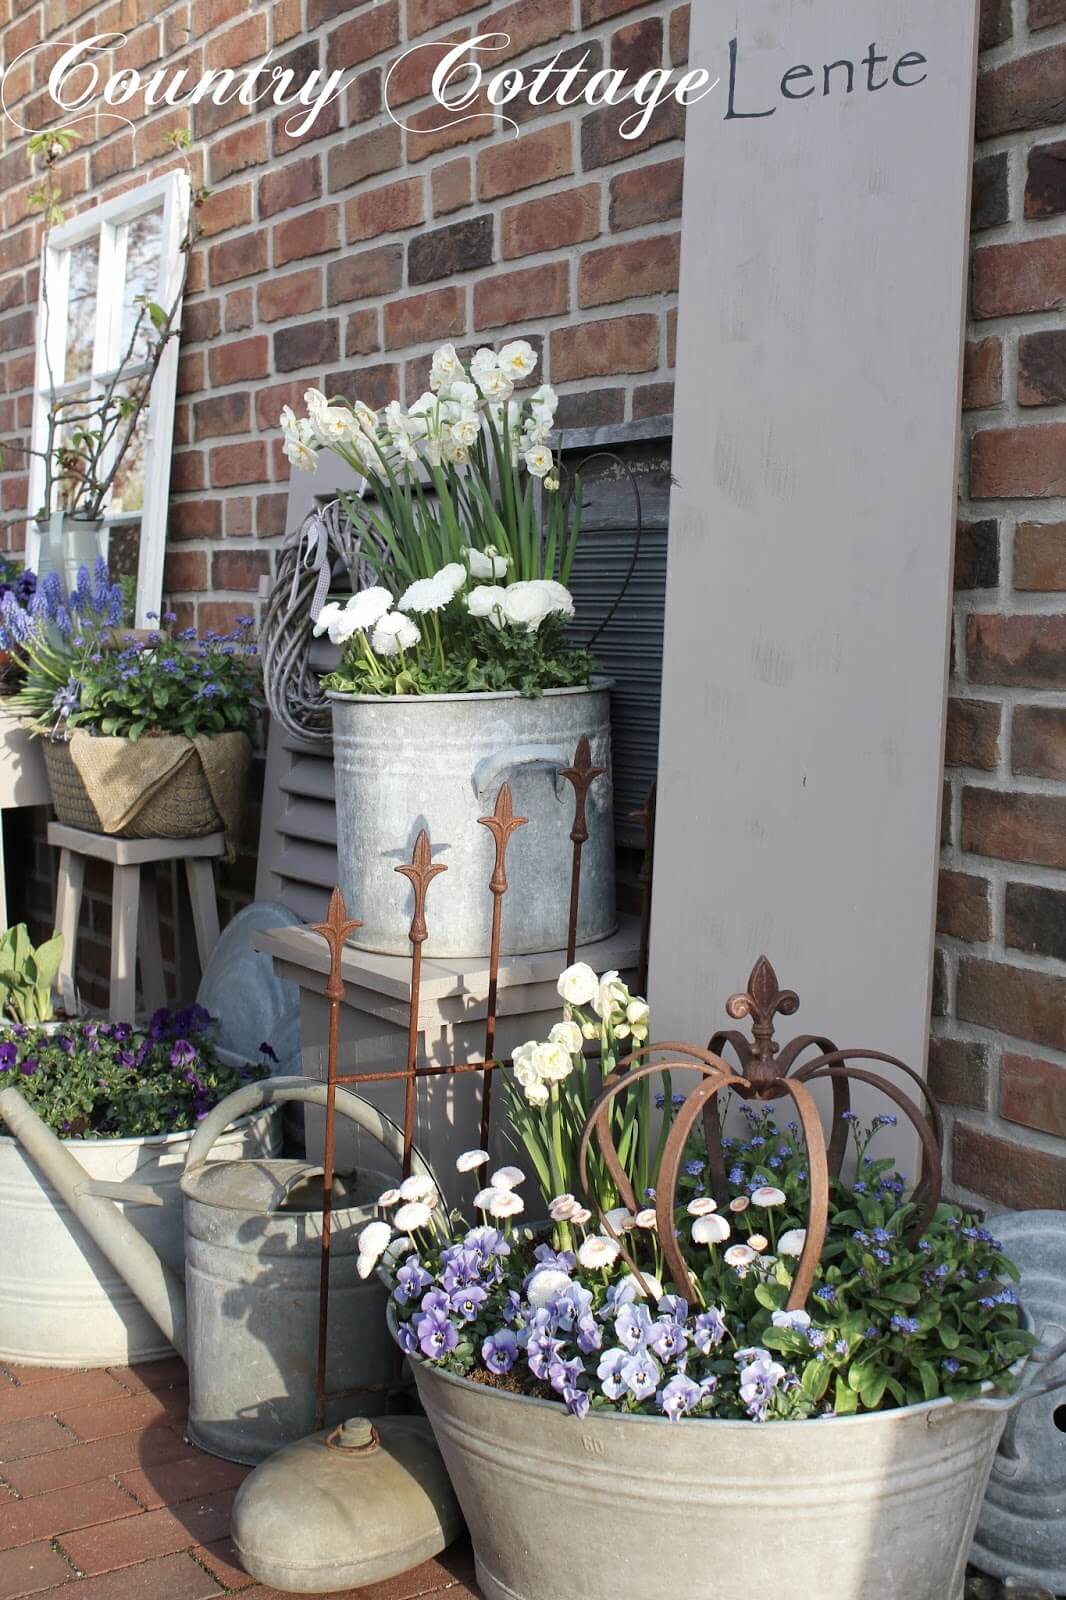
278 338 614 957
358 959 1066 1600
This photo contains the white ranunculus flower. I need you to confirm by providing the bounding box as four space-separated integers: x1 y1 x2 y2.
532 1041 572 1083
692 1213 731 1246
592 970 629 1022
490 1188 524 1218
548 1019 583 1055
527 1266 573 1307
557 962 599 1006
536 579 575 619
549 1193 578 1221
398 576 453 614
456 1149 490 1173
688 1197 719 1216
724 1244 757 1269
344 587 393 630
357 1221 392 1271
279 404 303 442
524 445 553 479
604 1206 636 1235
500 580 554 633
751 1185 787 1208
312 601 343 639
778 1228 807 1258
371 612 421 656
577 1234 621 1270
464 546 509 581
466 584 507 629
393 1201 432 1232
498 338 538 379
491 1165 525 1190
432 562 466 597
525 1080 549 1107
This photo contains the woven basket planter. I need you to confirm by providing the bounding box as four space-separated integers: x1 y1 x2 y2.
41 732 249 842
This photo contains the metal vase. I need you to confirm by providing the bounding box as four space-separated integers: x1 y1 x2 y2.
406 1354 1013 1600
329 681 615 958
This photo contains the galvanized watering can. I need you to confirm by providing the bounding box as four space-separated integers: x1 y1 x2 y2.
0 1076 438 1465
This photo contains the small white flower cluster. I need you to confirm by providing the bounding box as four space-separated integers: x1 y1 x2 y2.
511 1021 583 1107
358 1172 440 1276
556 962 650 1041
472 1163 527 1219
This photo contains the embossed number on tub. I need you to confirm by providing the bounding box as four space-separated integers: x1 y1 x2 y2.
581 1435 605 1456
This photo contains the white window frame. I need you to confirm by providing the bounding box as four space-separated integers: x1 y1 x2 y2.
25 171 190 626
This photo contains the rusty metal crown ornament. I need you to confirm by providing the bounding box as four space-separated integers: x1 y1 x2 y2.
577 957 945 1315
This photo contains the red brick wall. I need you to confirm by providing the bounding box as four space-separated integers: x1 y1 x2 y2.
933 0 1066 1210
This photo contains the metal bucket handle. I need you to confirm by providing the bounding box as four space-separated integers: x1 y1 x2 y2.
472 744 571 806
183 1075 439 1195
965 1329 1066 1414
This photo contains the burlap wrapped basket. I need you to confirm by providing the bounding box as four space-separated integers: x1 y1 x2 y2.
41 731 251 861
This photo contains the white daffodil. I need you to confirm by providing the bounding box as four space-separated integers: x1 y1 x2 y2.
751 1185 787 1208
456 1149 490 1173
557 962 599 1006
398 576 452 614
693 1213 731 1246
283 430 319 473
371 612 421 656
549 1194 579 1222
470 346 499 382
478 366 515 402
393 1201 432 1232
525 1080 549 1107
625 997 650 1037
399 1174 437 1204
498 338 538 379
548 1019 583 1055
344 587 393 630
577 1234 621 1270
490 1189 525 1219
466 584 507 629
778 1229 807 1258
524 445 553 479
447 379 479 409
532 1040 572 1083
430 342 465 392
592 970 629 1023
463 546 509 581
450 413 481 449
491 1166 525 1190
688 1197 719 1216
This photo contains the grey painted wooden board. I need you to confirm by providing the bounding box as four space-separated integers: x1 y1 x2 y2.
649 1 979 1115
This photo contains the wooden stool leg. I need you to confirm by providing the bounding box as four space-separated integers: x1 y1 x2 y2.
184 857 221 974
138 865 167 1017
54 847 85 1017
110 863 141 1024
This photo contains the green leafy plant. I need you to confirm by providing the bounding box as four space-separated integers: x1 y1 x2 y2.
0 925 64 1024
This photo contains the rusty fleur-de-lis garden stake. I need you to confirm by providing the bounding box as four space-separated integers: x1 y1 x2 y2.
395 831 447 1175
560 735 606 964
311 887 363 1427
477 784 528 1148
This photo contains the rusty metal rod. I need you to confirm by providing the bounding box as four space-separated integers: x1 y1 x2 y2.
477 784 527 1150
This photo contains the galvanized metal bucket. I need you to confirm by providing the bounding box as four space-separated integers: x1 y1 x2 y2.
329 682 615 957
400 1328 1066 1600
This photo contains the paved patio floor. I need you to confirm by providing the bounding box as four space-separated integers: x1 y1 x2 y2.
0 1358 478 1600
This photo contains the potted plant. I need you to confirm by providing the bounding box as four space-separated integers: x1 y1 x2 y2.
0 1003 277 1366
362 962 1064 1600
279 340 614 958
0 562 257 853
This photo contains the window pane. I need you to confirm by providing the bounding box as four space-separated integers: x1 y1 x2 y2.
63 238 99 382
106 523 141 592
108 385 148 514
120 210 163 366
53 390 94 511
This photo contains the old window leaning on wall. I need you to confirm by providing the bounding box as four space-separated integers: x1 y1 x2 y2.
24 171 190 626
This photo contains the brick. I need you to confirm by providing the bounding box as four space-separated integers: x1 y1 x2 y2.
0 1415 72 1463
1016 522 1066 593
0 1421 183 1502
972 237 1066 318
409 215 494 285
58 1553 224 1600
631 382 673 419
170 452 205 494
200 183 256 240
970 424 1066 499
953 1123 1066 1208
327 243 404 303
405 95 494 161
59 1490 238 1576
169 500 222 543
1001 1052 1066 1138
1018 329 1066 407
958 955 1066 1054
550 313 658 381
182 298 221 344
431 158 471 217
1026 139 1066 219
962 337 1003 410
937 869 991 943
164 548 209 593
555 384 628 427
254 379 310 432
669 4 690 65
324 361 400 409
346 65 383 125
945 698 1001 770
258 156 321 219
224 499 254 539
612 17 664 74
224 288 254 332
1005 880 1066 963
194 392 249 440
407 0 484 34
257 268 322 325
976 44 1066 140
0 1540 72 1600
383 285 465 349
211 551 270 592
327 125 402 193
273 206 339 266
582 97 685 169
345 308 381 356
58 1387 186 1444
384 30 469 107
1030 0 1066 25
1012 704 1066 780
927 1037 990 1110
209 124 268 184
501 186 598 260
968 613 1066 689
274 319 341 372
207 336 268 387
326 0 400 71
0 1368 124 1424
962 787 1066 869
609 158 684 231
345 177 424 243
0 1476 138 1551
209 443 268 488
954 518 999 588
582 0 647 19
474 262 568 330
478 125 573 202
980 0 1012 47
579 234 681 309
482 0 571 59
207 234 267 288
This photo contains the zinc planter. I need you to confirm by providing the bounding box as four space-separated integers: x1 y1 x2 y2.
329 681 615 958
0 1105 279 1368
403 1350 1017 1600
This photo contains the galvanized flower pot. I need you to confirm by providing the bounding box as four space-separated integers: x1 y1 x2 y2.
403 1348 1056 1600
329 682 615 957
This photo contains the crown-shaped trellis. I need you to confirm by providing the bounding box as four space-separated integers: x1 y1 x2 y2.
577 957 945 1312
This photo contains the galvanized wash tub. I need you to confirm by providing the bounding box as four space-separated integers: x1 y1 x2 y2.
0 1105 279 1368
403 1347 1045 1600
329 682 615 957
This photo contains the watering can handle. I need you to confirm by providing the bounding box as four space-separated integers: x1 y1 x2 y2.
472 744 570 806
966 1329 1066 1413
183 1075 438 1191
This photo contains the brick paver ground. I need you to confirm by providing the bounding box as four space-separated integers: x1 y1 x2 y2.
0 1359 478 1600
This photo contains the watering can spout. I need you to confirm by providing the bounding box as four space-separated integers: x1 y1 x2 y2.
0 1084 189 1360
